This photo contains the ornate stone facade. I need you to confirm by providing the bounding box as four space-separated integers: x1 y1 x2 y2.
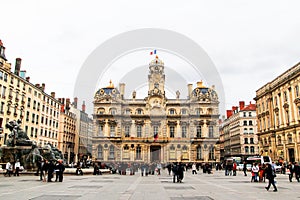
92 56 220 163
255 62 300 162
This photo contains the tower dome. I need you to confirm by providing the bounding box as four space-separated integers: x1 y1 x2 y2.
149 55 164 67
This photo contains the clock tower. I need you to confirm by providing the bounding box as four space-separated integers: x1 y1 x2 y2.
148 55 165 96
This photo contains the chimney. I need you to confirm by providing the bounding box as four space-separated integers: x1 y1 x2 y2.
14 58 22 76
51 92 55 98
35 84 40 88
66 98 70 110
82 101 86 112
226 110 233 118
119 83 125 99
26 77 30 82
187 84 193 98
60 104 65 113
239 101 245 110
0 40 7 61
41 83 45 91
73 97 78 108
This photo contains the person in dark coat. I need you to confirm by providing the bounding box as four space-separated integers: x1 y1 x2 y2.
294 162 300 182
172 162 179 183
56 160 65 182
41 160 49 182
265 163 277 192
47 160 55 182
177 162 185 183
287 162 294 182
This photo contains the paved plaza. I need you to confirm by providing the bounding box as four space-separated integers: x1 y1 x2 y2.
0 169 299 200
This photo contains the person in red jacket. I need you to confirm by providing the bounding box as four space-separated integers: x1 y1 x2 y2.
233 162 237 176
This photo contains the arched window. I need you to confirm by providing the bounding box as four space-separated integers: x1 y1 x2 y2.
196 146 202 160
109 145 115 160
181 126 187 138
97 145 103 159
245 146 249 153
98 108 105 114
244 128 248 134
250 146 255 153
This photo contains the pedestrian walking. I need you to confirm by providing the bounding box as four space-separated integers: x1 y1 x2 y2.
192 163 197 174
5 161 13 177
233 162 237 176
287 162 294 182
265 163 277 192
251 163 259 182
56 160 65 182
294 162 300 182
243 161 247 176
14 159 21 176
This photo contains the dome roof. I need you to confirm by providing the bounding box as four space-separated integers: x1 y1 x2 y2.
149 55 164 66
95 80 119 96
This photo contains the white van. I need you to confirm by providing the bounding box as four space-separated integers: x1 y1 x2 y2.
246 156 272 165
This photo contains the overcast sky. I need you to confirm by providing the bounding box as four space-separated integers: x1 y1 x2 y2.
1 0 300 116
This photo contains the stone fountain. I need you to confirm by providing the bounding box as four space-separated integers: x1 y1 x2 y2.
0 119 64 171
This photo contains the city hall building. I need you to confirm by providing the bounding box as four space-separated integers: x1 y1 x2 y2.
92 56 220 163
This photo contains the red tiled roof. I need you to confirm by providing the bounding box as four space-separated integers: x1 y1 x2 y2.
241 104 256 111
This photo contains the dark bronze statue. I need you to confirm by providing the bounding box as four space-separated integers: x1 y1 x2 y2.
5 119 36 147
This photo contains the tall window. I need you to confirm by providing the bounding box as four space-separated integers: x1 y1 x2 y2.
99 125 103 136
136 146 142 160
250 138 254 144
244 138 248 144
137 125 142 137
243 112 246 117
243 120 247 126
196 125 202 138
1 86 5 97
249 128 253 134
109 145 115 160
245 146 249 153
170 126 175 138
250 146 255 153
249 120 253 126
97 145 103 159
181 126 187 138
209 126 214 138
195 108 201 116
296 85 299 97
125 125 130 137
110 126 115 137
153 126 158 138
196 146 202 160
244 128 248 134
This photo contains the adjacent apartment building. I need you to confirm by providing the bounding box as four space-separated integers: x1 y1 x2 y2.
220 101 259 161
255 62 300 163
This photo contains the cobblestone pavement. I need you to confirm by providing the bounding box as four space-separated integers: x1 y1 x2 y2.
0 170 299 200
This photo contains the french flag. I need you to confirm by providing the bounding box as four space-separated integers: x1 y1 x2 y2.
150 49 157 55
